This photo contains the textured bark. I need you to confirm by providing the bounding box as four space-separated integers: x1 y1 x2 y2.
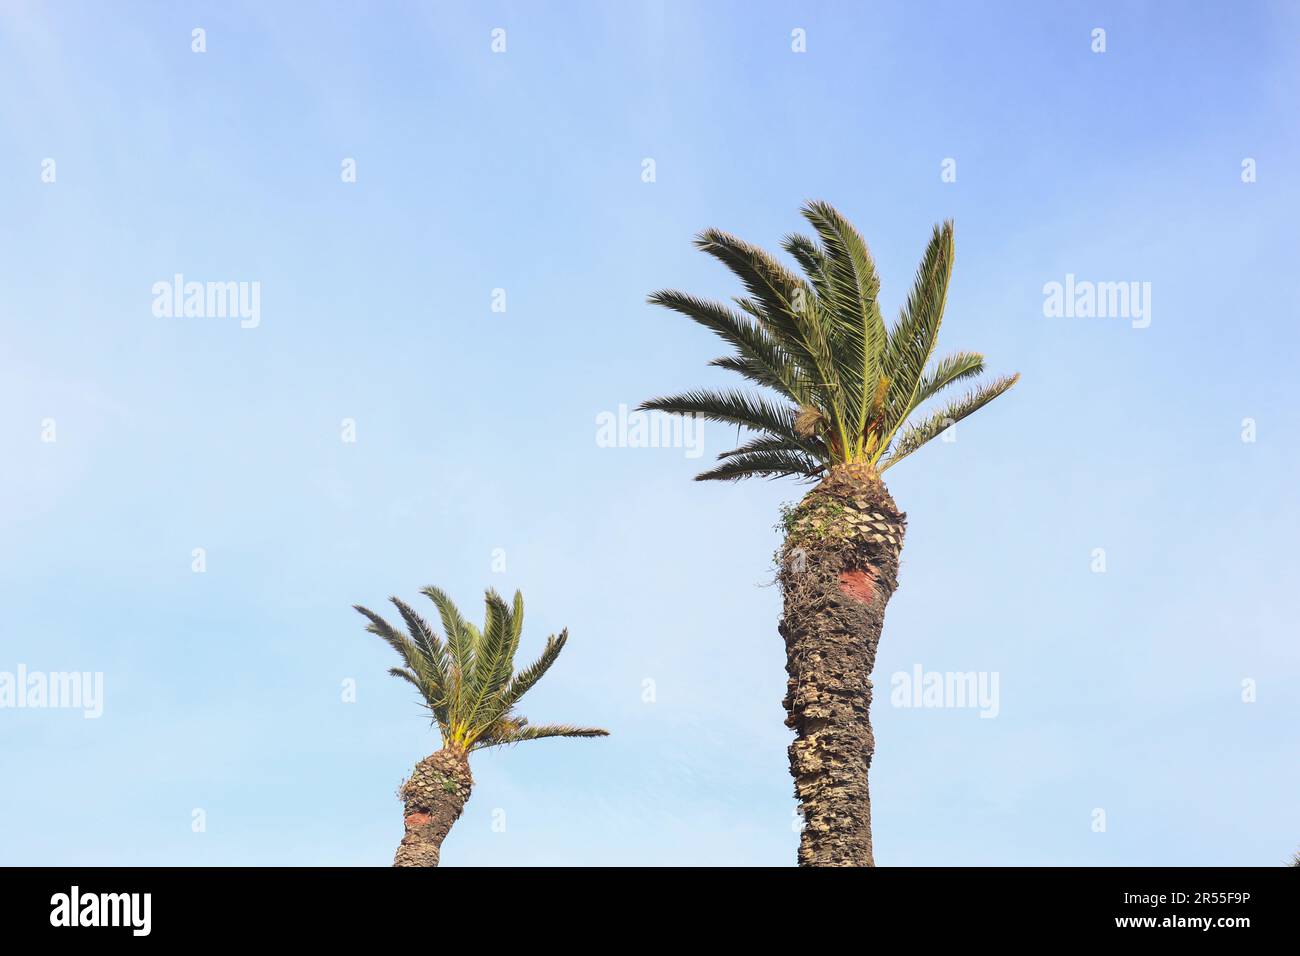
779 463 905 867
393 748 473 867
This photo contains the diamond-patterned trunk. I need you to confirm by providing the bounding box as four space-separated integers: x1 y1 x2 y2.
779 462 906 866
393 748 473 867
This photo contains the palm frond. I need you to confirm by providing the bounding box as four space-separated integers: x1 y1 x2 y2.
363 589 606 754
354 605 426 678
356 605 447 726
879 221 954 455
649 290 808 404
708 354 810 403
465 589 516 730
781 231 828 282
880 373 1019 472
909 350 985 412
798 200 889 443
388 665 449 727
717 434 826 460
469 714 528 748
389 596 448 688
488 723 610 747
694 230 847 434
638 388 803 447
648 204 1017 478
499 629 568 710
692 229 811 354
420 585 474 675
506 590 525 672
386 666 422 692
694 449 822 482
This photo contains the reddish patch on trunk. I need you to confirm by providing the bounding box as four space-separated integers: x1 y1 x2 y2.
404 812 431 828
839 569 875 603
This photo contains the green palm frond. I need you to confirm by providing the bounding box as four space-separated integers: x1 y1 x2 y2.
798 200 889 441
491 723 611 745
646 202 1016 478
420 585 474 676
649 290 809 404
639 388 807 448
879 221 954 453
717 434 827 461
387 666 422 694
471 715 528 748
694 231 847 437
389 596 449 684
359 589 607 754
499 629 567 710
465 590 515 731
880 374 1020 472
781 231 829 285
692 229 821 373
693 229 803 312
708 354 810 403
388 664 449 727
354 604 447 724
506 590 525 670
910 350 986 412
694 449 822 482
353 605 429 681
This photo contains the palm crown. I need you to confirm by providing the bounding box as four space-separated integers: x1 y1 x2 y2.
355 587 608 752
640 201 1018 480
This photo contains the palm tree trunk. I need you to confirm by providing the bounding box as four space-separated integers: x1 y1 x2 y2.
393 747 473 867
779 462 906 866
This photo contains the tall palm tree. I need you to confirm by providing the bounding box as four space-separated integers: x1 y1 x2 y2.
641 201 1018 866
355 586 608 867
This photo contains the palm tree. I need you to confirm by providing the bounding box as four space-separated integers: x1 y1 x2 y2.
355 586 608 866
640 201 1018 866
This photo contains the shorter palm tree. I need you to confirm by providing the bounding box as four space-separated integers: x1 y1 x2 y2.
355 586 608 867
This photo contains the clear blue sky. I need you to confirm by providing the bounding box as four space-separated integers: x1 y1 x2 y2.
2 1 1297 865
